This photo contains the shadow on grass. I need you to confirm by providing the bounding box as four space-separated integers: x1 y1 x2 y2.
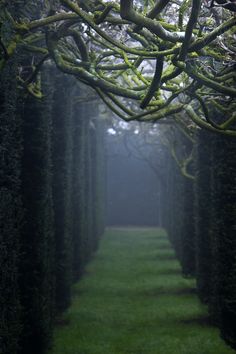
140 288 197 297
72 287 85 297
55 317 70 327
157 268 181 275
155 253 176 260
157 244 173 250
138 253 176 262
145 234 167 241
140 286 197 297
130 314 214 330
180 315 215 327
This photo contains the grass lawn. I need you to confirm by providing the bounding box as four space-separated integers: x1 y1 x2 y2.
48 227 235 354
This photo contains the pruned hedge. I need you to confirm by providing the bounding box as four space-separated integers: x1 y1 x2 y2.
0 65 105 354
165 127 236 350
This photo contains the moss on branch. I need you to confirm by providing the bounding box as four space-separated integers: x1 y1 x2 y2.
189 16 236 52
178 0 201 60
140 56 164 109
46 31 144 100
120 0 187 44
185 105 236 136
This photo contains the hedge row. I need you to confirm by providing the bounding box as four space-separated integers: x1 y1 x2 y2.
162 131 195 278
0 65 105 354
0 57 22 354
162 127 236 349
195 130 236 349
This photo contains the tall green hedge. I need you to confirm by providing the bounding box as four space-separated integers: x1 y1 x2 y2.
0 62 106 354
181 178 195 276
71 103 105 277
93 117 106 240
210 134 236 349
18 67 55 354
194 129 213 303
194 129 236 349
51 71 74 313
163 130 195 277
0 58 22 354
71 103 84 279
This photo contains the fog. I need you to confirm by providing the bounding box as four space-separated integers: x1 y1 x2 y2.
105 123 163 227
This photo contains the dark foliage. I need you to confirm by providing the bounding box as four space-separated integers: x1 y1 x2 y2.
51 70 74 313
181 178 195 276
18 67 55 354
0 58 22 354
0 63 106 354
71 104 84 279
194 129 213 303
194 129 236 349
211 134 236 349
163 132 195 277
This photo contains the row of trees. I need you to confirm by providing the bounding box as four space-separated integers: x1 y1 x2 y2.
0 60 105 354
160 124 236 349
103 111 236 349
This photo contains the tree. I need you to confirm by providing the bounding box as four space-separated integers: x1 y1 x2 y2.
0 0 235 135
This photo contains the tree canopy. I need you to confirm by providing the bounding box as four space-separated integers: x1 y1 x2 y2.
0 0 235 135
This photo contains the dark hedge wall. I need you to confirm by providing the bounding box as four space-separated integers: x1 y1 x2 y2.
0 65 106 354
162 130 195 277
51 71 74 313
0 58 22 354
194 130 236 349
162 127 236 350
71 103 84 279
194 129 213 303
216 135 236 349
71 104 105 278
18 67 55 354
163 126 236 349
181 178 195 276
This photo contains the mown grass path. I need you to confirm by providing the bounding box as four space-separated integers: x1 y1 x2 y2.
49 228 235 354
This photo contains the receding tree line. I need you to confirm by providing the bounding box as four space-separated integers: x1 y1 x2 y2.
105 116 236 350
159 126 236 350
0 58 105 354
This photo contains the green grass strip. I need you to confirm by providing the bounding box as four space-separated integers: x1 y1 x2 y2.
49 227 235 354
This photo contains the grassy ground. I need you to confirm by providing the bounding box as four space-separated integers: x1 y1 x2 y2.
49 227 235 354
